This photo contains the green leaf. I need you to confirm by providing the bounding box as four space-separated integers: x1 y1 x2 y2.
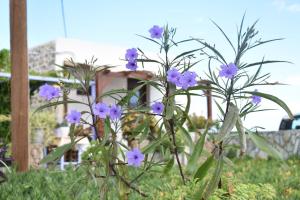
210 19 236 54
101 118 111 145
248 131 283 160
163 157 174 174
186 128 208 174
178 91 191 127
194 39 227 64
203 156 224 199
194 155 215 181
242 60 292 69
171 48 202 63
244 91 293 119
136 34 161 46
249 38 285 50
142 136 166 154
214 100 225 117
136 58 163 65
187 84 212 91
165 86 176 120
216 104 239 142
236 116 246 155
34 100 87 113
40 143 73 164
178 125 194 149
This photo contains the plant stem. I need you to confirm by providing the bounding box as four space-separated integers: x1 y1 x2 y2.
164 48 186 185
85 86 100 141
169 118 186 184
218 79 234 189
110 165 148 197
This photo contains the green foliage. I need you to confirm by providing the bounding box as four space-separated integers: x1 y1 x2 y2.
0 167 99 200
2 159 298 199
121 111 159 140
30 110 56 145
0 80 11 144
0 49 10 72
186 113 213 131
227 158 300 200
34 17 293 199
211 183 276 200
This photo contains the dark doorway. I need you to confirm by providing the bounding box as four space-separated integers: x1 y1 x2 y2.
127 78 148 108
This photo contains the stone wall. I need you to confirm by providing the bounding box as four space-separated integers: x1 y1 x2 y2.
28 41 56 73
230 130 300 159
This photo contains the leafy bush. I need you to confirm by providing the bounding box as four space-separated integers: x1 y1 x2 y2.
0 167 99 200
0 79 11 144
34 16 293 199
30 110 56 145
2 159 299 199
186 113 214 131
211 183 276 200
226 158 300 200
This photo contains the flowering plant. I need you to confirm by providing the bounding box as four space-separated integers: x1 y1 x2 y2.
36 17 292 199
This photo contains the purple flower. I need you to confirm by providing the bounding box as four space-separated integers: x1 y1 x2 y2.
167 68 181 85
39 83 61 101
251 95 261 104
109 104 122 120
126 148 145 167
66 110 81 124
93 103 109 119
125 48 138 61
178 71 197 90
149 25 164 39
151 102 164 115
219 63 238 79
126 60 138 71
251 90 262 104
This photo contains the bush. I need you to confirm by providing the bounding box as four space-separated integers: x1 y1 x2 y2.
2 159 299 199
186 113 213 132
30 110 56 145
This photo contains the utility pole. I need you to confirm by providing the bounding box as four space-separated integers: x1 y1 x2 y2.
10 0 29 171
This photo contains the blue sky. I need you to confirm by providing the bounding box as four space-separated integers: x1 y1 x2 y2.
1 0 300 130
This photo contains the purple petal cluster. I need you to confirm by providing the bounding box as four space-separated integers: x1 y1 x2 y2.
178 71 197 90
166 68 198 90
149 25 164 39
219 63 238 79
39 83 61 101
93 103 110 119
125 48 139 71
126 60 138 71
167 68 181 84
125 48 138 61
251 90 262 105
66 110 81 124
151 102 164 115
93 102 122 120
126 148 145 167
109 104 122 120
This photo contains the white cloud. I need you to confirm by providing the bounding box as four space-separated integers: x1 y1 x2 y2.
273 0 300 12
287 3 300 12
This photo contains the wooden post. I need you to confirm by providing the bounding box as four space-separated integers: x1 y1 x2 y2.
95 71 113 138
10 0 29 171
206 84 212 120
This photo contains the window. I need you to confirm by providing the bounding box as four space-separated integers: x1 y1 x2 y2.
292 117 300 130
127 78 148 108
